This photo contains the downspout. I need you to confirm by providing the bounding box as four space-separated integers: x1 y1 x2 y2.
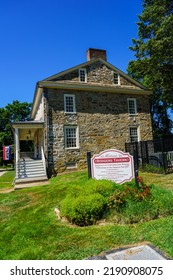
43 89 49 169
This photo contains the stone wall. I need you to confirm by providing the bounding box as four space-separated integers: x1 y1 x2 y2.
53 61 140 88
45 89 153 174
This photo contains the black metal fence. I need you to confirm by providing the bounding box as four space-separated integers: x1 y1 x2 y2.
125 137 173 173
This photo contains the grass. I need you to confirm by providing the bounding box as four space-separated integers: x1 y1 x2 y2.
0 170 173 259
140 172 173 190
0 170 14 189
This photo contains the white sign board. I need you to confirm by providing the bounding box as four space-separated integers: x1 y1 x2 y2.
91 149 134 184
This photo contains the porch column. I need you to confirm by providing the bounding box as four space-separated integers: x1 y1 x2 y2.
14 128 20 162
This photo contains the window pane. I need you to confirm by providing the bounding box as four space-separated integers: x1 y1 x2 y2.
65 127 77 148
65 96 74 112
128 99 136 114
79 69 86 82
114 73 119 84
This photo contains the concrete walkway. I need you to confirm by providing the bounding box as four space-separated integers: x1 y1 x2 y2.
0 169 14 193
14 180 49 189
0 169 7 177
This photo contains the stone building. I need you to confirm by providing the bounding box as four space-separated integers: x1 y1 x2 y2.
12 48 153 186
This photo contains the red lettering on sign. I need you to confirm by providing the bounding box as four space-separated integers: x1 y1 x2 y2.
94 157 130 164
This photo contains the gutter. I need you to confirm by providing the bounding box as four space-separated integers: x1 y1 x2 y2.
38 81 152 95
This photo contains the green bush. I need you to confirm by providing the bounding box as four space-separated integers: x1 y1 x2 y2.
60 193 107 226
108 177 152 211
85 179 116 198
59 179 115 226
62 179 115 199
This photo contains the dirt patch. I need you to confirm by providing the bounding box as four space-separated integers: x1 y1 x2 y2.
0 188 14 194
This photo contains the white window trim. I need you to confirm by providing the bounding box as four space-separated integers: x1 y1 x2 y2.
64 126 79 149
113 72 120 85
79 68 87 83
129 126 140 142
64 94 76 113
127 98 137 115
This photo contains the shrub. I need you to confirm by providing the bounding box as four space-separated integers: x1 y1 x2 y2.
85 179 116 198
108 190 127 211
60 193 107 226
108 177 152 211
59 179 115 226
66 185 85 198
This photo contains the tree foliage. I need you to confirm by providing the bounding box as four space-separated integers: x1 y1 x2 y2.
127 0 173 138
0 100 32 148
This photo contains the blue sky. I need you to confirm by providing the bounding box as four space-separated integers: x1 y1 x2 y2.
0 0 143 108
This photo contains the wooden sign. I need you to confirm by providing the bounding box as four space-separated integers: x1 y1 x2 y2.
91 149 134 184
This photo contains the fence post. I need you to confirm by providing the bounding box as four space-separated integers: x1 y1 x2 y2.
133 148 139 189
140 141 144 168
161 139 167 173
145 141 149 164
87 151 92 179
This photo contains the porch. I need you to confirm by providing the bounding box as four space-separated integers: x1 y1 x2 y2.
12 121 48 188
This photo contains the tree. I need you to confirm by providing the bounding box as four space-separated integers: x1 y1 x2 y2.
127 0 173 138
0 100 32 148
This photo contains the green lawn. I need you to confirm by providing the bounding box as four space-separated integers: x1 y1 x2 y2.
0 170 173 259
0 170 14 189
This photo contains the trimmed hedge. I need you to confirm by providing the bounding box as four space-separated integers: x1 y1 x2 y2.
59 179 115 226
60 193 107 226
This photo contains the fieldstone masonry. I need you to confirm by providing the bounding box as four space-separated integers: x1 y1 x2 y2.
33 52 153 176
54 60 139 88
43 59 153 174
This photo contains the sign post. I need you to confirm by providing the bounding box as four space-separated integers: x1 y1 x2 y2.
87 151 92 179
133 149 139 188
91 149 134 184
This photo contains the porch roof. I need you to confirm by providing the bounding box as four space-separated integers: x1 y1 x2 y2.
12 121 44 129
12 121 44 141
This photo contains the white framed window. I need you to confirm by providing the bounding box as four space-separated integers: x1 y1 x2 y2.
64 94 76 113
127 98 137 115
129 126 139 142
64 126 79 149
114 72 120 85
79 68 87 82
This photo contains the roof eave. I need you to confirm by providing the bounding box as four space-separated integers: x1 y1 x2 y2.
30 85 43 119
38 81 152 95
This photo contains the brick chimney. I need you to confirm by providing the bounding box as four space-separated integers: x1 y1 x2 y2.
86 48 107 61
